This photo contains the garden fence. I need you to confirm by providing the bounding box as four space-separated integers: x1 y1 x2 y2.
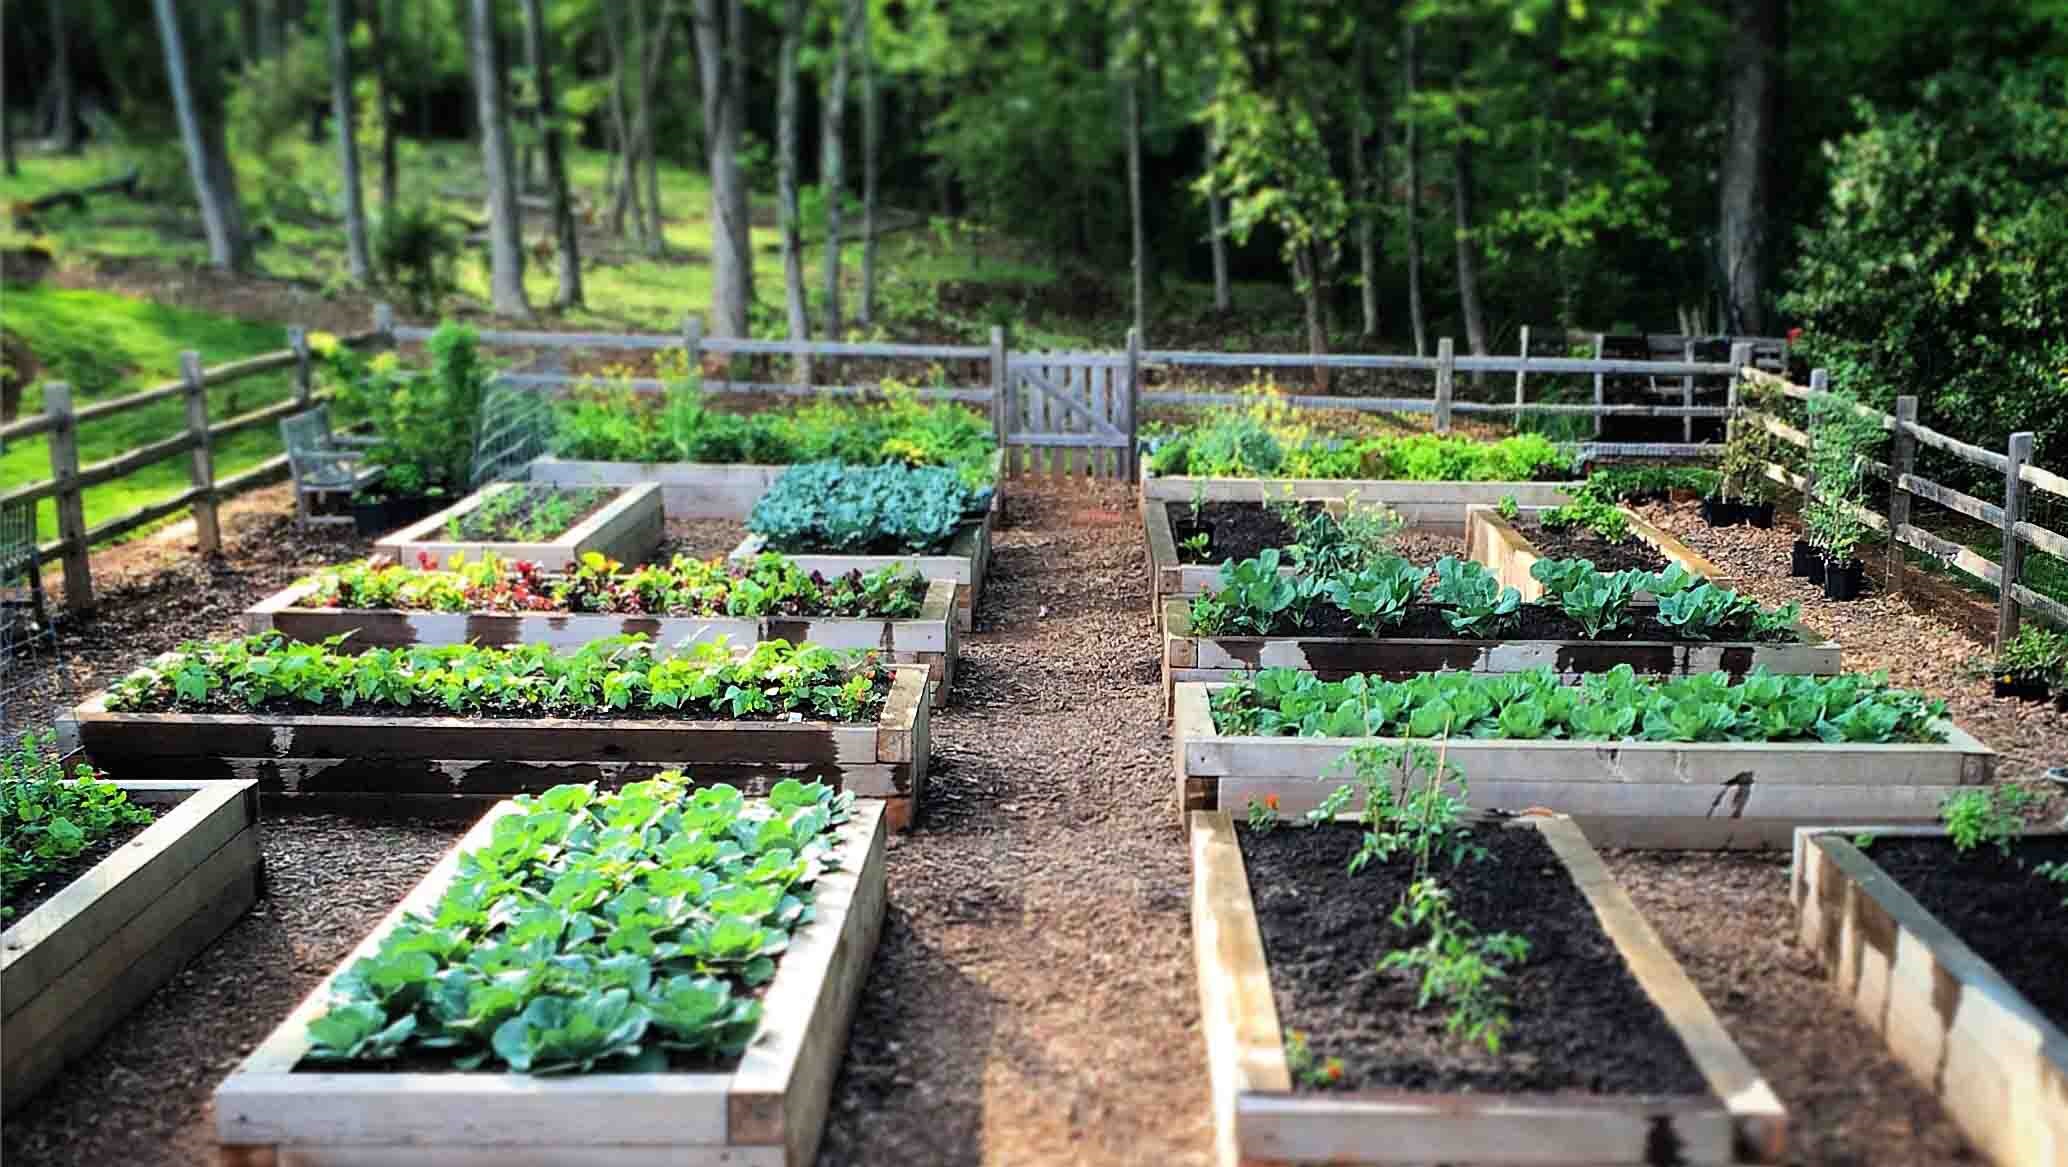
1739 366 2068 647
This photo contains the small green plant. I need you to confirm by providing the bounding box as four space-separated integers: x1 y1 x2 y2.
1179 531 1212 559
1994 627 2068 688
1939 786 2036 856
1539 495 1632 543
1557 568 1646 639
1851 832 1878 850
444 487 612 543
2034 861 2068 907
1245 793 1282 833
1282 1028 1345 1088
1430 557 1521 638
2 733 155 919
1495 494 1520 520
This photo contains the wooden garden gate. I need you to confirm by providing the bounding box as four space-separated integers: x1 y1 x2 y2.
1001 352 1136 478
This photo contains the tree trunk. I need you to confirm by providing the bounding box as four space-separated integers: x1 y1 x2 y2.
777 0 811 382
1402 20 1427 357
1350 122 1378 338
1452 132 1487 361
857 0 879 327
604 0 642 241
469 0 530 316
153 0 254 272
1 48 17 177
1127 68 1146 342
367 0 398 209
522 0 582 308
1205 131 1230 312
50 0 79 152
328 0 373 281
1293 242 1330 393
694 0 752 337
635 0 665 256
822 0 858 338
1721 0 1782 334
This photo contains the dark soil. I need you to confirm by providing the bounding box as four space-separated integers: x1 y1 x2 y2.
1519 516 1670 574
98 692 887 723
2 814 159 921
1170 501 1310 564
1864 836 2068 1029
1242 823 1709 1095
445 486 616 542
1238 602 1796 644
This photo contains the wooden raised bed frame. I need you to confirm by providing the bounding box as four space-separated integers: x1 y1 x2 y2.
72 665 932 831
215 799 888 1167
1191 809 1786 1165
2 780 262 1112
1160 598 1842 716
1792 826 2068 1166
1140 471 1578 533
729 501 996 634
529 448 1006 521
1172 682 1996 849
374 482 666 570
242 578 960 708
1467 503 1730 601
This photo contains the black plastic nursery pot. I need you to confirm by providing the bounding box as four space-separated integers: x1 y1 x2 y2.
1699 498 1740 527
351 494 439 537
1821 558 1866 601
1744 502 1777 529
1790 539 1822 579
1992 676 2052 702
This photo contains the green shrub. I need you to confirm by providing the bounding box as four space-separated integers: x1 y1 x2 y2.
325 322 492 499
373 204 464 315
749 462 990 554
1781 63 2068 486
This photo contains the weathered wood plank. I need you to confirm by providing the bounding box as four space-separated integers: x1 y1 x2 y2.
730 509 991 633
1189 812 1291 1167
1792 828 2068 1167
528 459 786 519
1141 477 1577 531
375 483 665 570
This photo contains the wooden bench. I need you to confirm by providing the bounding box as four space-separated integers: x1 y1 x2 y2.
280 406 382 525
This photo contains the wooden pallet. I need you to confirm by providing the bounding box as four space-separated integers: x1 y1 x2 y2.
215 799 888 1167
1140 472 1579 533
2 780 262 1112
72 666 931 831
1466 503 1731 601
1190 810 1787 1165
1172 683 1996 849
730 503 995 633
244 579 960 708
1792 827 2068 1166
375 482 665 570
1160 599 1841 718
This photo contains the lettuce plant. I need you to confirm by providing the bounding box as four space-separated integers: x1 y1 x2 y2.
1430 557 1521 638
1557 569 1646 638
303 776 852 1073
1325 558 1427 634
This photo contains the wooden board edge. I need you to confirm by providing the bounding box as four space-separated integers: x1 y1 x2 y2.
726 801 888 1157
1535 818 1788 1163
1189 811 1291 1167
874 666 927 764
1173 683 1217 820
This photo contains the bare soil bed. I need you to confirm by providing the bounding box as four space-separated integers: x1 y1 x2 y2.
1516 514 1670 574
1864 836 2068 1028
0 478 2019 1166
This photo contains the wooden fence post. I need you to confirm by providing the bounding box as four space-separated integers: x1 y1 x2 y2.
989 325 1009 468
373 302 396 347
1726 342 1752 413
682 314 704 383
1125 326 1142 479
1590 333 1606 439
1680 339 1695 443
1997 431 2034 648
1512 325 1529 418
179 351 220 555
1434 337 1454 434
1886 395 1918 595
43 383 92 612
287 326 313 409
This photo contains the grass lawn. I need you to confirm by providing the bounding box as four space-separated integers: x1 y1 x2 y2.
2 287 297 544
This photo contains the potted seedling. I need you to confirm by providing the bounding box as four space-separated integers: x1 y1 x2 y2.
326 322 493 536
1991 627 2067 703
1708 383 1780 528
1803 391 1884 601
1792 499 1828 582
1819 509 1867 600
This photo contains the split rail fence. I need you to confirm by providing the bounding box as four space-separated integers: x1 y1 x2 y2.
1740 367 2068 647
0 328 378 613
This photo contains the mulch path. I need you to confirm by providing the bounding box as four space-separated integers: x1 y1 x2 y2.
0 480 2039 1165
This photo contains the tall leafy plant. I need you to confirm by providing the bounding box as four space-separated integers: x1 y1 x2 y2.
327 322 494 498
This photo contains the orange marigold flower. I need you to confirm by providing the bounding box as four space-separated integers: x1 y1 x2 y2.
1264 794 1280 811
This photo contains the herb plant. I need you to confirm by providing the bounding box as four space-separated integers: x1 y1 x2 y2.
749 462 991 554
1209 664 1949 746
1 733 155 920
105 633 889 723
303 775 853 1073
1939 786 2036 856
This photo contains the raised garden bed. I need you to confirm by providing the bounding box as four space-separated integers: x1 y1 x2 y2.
2 780 262 1112
1190 809 1786 1164
731 507 994 634
374 482 665 570
1161 598 1841 715
1173 682 1996 848
530 448 1006 520
1141 470 1577 533
1792 826 2068 1166
241 577 960 709
1468 504 1727 601
1143 498 1318 607
70 665 932 831
215 794 888 1167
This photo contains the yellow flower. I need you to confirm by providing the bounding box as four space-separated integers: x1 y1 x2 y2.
307 330 341 357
